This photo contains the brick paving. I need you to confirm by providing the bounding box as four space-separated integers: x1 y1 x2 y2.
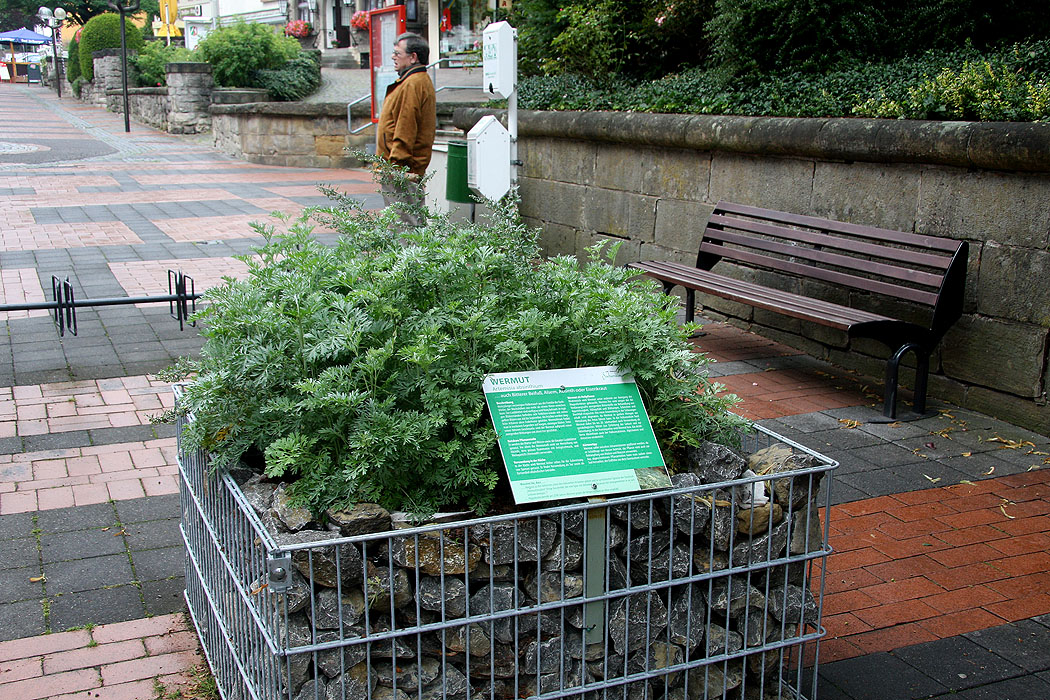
2 83 1049 699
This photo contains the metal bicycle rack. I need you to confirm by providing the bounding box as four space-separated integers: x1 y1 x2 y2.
0 270 201 337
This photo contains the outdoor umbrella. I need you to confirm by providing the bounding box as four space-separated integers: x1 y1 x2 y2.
0 28 52 82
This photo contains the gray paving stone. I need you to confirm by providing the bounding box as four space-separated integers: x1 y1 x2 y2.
141 577 188 617
0 511 35 540
943 674 1050 700
130 546 185 582
965 619 1050 673
115 494 180 524
0 565 45 604
122 518 183 551
40 528 127 564
21 430 92 452
0 600 47 641
819 652 948 700
894 636 1024 691
36 503 117 534
46 583 146 631
42 553 135 595
87 424 163 446
4 537 40 567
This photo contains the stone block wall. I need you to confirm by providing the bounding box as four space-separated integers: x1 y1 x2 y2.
210 102 374 168
166 63 214 134
454 109 1050 433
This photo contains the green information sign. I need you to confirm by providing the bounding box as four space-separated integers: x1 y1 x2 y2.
483 366 671 504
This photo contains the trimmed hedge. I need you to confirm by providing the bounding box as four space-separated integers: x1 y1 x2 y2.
79 13 144 83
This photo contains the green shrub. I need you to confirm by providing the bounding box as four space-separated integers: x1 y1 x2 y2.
65 37 80 82
130 41 196 87
253 49 321 101
514 39 1050 122
79 12 144 83
193 21 299 88
175 164 743 518
72 76 85 97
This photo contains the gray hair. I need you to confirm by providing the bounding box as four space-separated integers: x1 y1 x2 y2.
396 32 429 66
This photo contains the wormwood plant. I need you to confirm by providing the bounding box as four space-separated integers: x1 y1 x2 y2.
175 175 742 518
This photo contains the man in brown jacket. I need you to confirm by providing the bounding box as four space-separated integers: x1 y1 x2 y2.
377 32 436 227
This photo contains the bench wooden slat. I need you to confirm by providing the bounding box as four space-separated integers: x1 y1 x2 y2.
706 214 954 271
698 243 941 306
702 228 947 289
716 201 961 253
629 262 892 330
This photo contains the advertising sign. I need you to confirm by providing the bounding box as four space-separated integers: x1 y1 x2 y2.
369 6 406 123
483 366 670 504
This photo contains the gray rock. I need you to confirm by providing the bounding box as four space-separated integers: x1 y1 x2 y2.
294 678 327 700
372 656 441 689
704 623 744 657
627 530 671 563
789 506 823 555
363 566 413 610
668 584 707 649
273 482 315 532
692 545 730 575
445 622 494 656
472 518 559 565
731 517 790 567
542 535 584 572
274 613 314 691
612 499 664 530
276 529 365 588
609 592 669 656
313 588 365 629
701 489 735 550
327 503 392 536
766 583 819 626
749 444 820 508
416 575 467 617
524 636 567 674
240 474 276 516
324 669 371 700
418 665 470 700
627 641 684 685
707 578 765 618
684 659 744 698
316 634 368 679
742 611 783 647
670 473 713 535
371 686 410 700
525 570 585 603
391 533 482 576
684 441 746 483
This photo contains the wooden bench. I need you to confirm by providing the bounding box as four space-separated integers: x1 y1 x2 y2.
629 201 969 419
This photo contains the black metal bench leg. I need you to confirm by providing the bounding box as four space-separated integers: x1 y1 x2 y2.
884 343 929 419
685 289 695 323
912 349 931 415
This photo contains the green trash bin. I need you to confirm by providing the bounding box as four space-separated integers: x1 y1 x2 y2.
446 140 472 203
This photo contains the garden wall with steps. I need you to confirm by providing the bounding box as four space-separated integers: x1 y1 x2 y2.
454 108 1050 434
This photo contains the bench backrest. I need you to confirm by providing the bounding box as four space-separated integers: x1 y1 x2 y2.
698 201 968 337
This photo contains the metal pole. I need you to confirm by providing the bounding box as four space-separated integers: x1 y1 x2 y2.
51 23 61 98
119 10 130 133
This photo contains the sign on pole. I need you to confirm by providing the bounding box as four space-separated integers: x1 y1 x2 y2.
369 7 406 123
483 366 671 504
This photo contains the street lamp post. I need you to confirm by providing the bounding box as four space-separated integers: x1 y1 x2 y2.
37 6 67 98
107 0 140 133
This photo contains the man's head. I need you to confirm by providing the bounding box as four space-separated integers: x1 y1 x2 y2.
392 32 429 73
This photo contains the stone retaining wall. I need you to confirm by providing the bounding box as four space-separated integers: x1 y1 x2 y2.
454 109 1050 433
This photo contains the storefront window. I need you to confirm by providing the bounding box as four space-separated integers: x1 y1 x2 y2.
439 0 488 54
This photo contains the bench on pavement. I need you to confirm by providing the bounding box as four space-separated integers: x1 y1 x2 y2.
628 201 969 419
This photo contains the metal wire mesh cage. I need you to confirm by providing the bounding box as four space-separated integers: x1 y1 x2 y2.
178 388 837 700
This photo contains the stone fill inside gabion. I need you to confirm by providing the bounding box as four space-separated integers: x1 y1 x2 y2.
229 440 831 700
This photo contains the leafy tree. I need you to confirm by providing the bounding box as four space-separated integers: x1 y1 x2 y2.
79 11 142 81
64 34 80 80
0 0 157 30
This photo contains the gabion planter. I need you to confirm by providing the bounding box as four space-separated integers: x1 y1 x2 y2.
178 391 836 700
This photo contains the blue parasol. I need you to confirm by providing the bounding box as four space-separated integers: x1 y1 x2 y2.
0 28 53 45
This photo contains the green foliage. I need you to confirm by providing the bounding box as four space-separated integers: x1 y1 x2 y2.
253 49 321 101
71 76 85 98
129 41 195 87
79 12 144 83
175 162 744 518
65 37 81 83
512 0 716 79
516 39 1050 122
192 21 299 88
